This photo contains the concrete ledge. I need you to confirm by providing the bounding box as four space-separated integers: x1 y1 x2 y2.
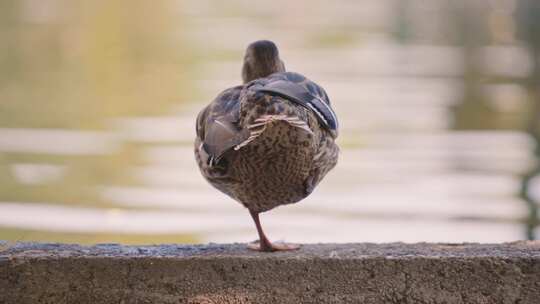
1 242 540 304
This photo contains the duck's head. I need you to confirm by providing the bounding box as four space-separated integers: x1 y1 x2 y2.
242 40 285 83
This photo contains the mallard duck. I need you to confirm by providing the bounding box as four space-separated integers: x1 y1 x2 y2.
194 40 339 252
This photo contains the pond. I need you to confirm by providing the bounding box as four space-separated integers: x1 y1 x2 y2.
0 0 539 244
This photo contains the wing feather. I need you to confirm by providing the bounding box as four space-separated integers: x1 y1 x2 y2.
248 72 338 138
195 85 249 166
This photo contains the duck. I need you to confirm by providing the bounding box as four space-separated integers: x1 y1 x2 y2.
194 40 339 252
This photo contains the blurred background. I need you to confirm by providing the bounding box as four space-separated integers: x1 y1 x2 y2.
0 0 539 244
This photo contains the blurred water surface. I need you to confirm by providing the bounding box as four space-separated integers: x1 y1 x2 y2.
0 0 539 244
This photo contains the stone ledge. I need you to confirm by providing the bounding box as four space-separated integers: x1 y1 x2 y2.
1 241 540 304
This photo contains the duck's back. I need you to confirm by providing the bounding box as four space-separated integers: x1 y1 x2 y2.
195 72 339 212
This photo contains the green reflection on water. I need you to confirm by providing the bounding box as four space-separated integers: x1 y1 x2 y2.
0 1 204 244
0 226 198 245
0 0 193 129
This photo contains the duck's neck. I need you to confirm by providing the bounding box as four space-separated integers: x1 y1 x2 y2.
242 59 285 83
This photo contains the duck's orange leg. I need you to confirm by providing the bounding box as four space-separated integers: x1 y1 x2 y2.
247 210 300 252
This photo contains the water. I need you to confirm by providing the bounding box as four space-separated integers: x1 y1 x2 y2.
0 0 539 244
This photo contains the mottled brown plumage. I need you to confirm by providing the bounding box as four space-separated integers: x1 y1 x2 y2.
194 40 339 252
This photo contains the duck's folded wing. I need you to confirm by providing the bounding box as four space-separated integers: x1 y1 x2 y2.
202 117 250 165
250 74 338 138
196 86 249 166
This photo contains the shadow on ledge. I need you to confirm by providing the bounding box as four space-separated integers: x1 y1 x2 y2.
1 241 540 304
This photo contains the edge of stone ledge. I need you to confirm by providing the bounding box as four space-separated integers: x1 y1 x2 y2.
2 241 540 304
1 241 540 259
